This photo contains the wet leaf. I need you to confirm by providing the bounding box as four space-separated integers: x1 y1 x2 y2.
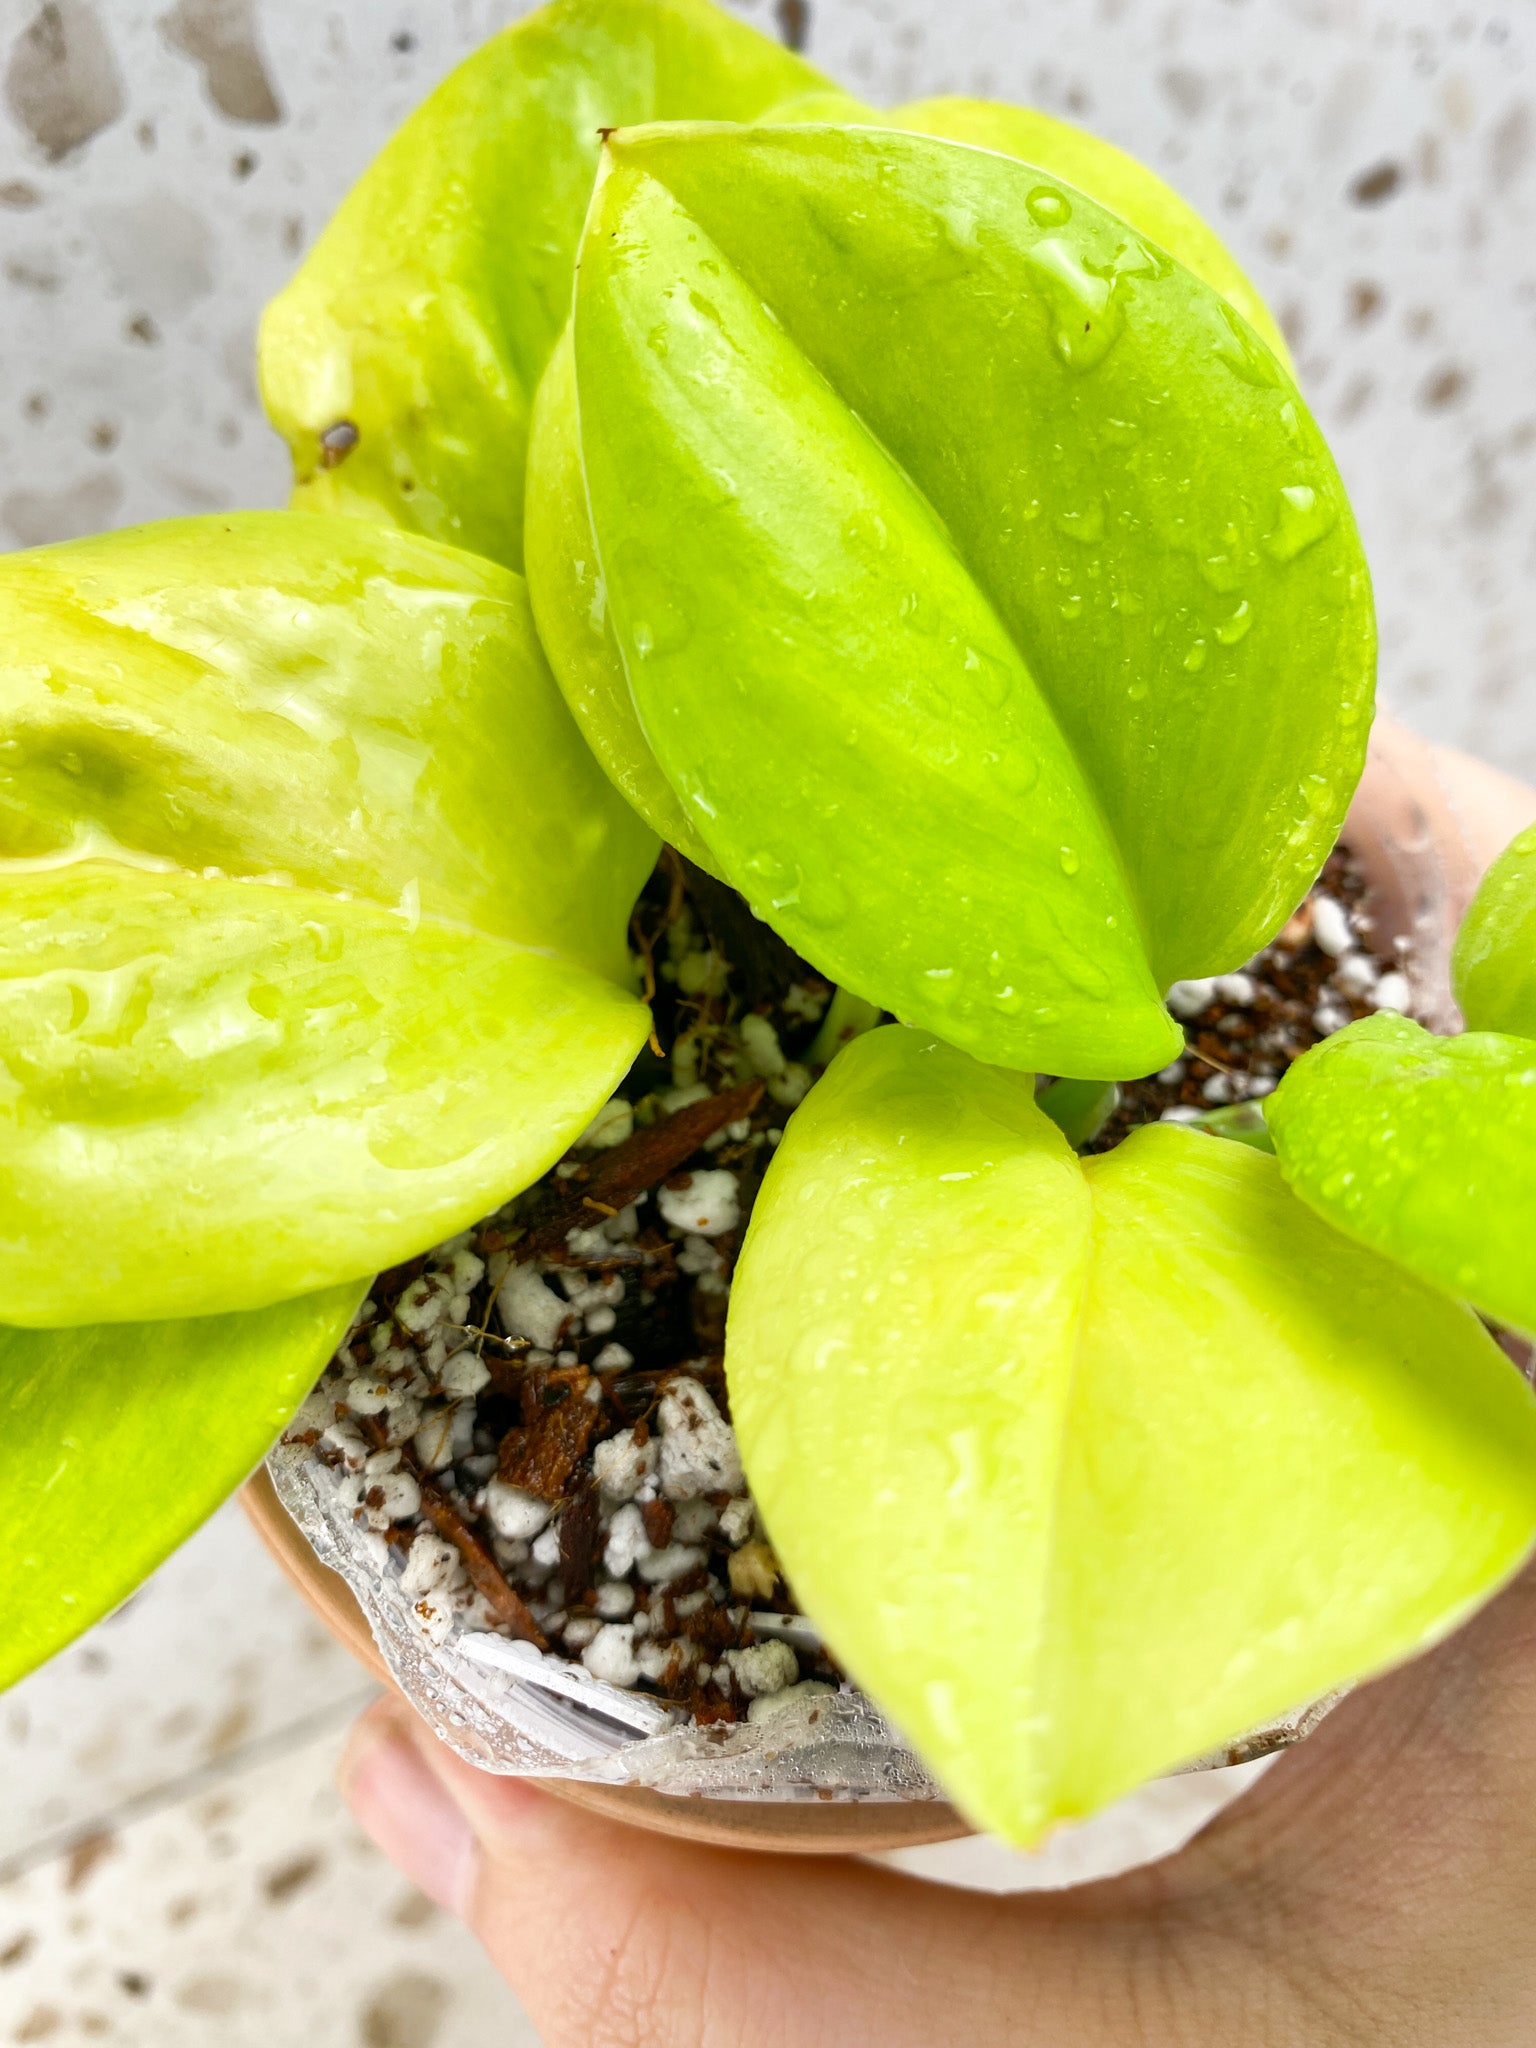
0 864 648 1324
533 124 1373 1077
878 97 1291 367
259 0 825 569
1269 1013 1536 1337
0 1286 362 1688
728 1027 1536 1843
1453 824 1536 1038
0 512 655 984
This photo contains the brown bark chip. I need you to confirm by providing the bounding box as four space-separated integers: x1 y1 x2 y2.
418 1485 546 1648
498 1368 602 1501
516 1082 764 1260
559 1482 602 1600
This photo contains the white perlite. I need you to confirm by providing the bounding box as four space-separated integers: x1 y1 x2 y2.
582 1622 640 1690
592 1426 658 1502
483 1480 553 1543
657 1170 739 1238
497 1263 571 1350
658 1378 744 1500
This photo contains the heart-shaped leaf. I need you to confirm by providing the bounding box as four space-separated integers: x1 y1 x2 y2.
0 864 648 1325
0 512 655 984
1269 1013 1536 1338
533 123 1373 1078
0 1286 362 1687
528 90 1291 873
1453 824 1536 1038
259 0 825 569
727 1027 1536 1843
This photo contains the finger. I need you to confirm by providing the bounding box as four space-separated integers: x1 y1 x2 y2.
337 1697 1147 2048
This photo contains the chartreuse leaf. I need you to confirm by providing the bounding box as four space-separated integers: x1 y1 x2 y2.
881 99 1291 369
1269 1014 1536 1338
529 91 1288 868
727 1027 1536 1844
539 124 1372 1078
0 865 649 1325
0 1287 362 1687
258 0 825 569
0 513 655 985
1452 825 1536 1037
525 328 720 871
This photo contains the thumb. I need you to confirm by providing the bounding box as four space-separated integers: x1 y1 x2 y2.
337 1695 1077 2048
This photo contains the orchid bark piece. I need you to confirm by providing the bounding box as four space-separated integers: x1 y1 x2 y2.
727 1027 1536 1844
258 0 825 570
0 1287 363 1688
0 515 652 1324
531 123 1374 1078
1269 1015 1536 1337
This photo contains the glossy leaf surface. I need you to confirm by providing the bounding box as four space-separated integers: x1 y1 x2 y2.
0 865 649 1324
525 328 719 869
0 1286 361 1688
728 1027 1536 1843
259 0 824 568
1269 1014 1536 1336
0 513 655 984
530 88 1290 865
885 98 1291 366
1452 825 1536 1038
547 124 1373 1077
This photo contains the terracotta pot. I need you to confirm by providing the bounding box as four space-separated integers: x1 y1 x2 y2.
242 716 1536 1856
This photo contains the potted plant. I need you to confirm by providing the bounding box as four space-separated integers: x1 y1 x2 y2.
4 0 1535 1864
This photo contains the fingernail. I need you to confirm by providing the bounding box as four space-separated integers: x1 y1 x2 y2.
339 1711 478 1916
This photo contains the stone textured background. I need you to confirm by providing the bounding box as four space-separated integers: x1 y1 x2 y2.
1 3 1533 2041
1 0 1533 768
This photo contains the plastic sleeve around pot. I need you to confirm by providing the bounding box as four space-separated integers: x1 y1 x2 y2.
257 0 827 570
0 865 651 1325
544 123 1373 1079
0 512 657 987
725 1025 1536 1845
0 1285 364 1689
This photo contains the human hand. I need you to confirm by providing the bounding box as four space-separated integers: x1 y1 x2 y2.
338 1554 1536 2047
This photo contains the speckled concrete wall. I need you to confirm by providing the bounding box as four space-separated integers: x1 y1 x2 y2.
2 0 1533 768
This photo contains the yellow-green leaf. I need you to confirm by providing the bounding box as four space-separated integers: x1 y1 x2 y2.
0 512 655 985
728 1027 1536 1843
0 865 648 1324
1269 1013 1536 1338
0 1286 362 1689
259 0 826 568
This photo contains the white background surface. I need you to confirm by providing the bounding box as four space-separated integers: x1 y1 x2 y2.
2 1 1534 2041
